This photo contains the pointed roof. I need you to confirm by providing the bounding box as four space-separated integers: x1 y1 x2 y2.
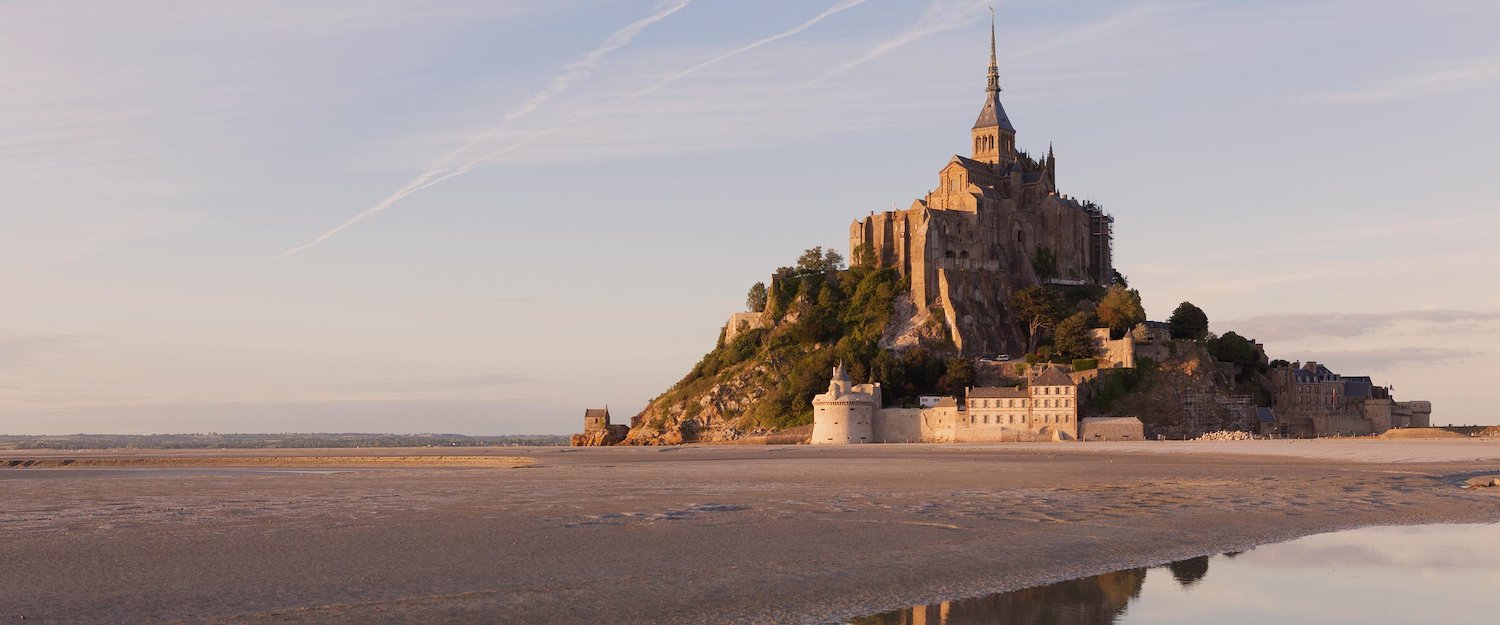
1033 365 1077 387
973 95 1015 132
973 11 1015 132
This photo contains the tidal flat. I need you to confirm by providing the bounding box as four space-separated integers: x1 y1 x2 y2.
3 441 1499 624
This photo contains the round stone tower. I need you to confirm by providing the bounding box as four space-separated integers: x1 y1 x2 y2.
811 364 878 444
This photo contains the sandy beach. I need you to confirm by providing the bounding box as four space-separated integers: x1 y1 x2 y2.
4 440 1499 624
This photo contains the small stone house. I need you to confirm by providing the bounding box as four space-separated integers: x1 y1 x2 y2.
1081 416 1144 441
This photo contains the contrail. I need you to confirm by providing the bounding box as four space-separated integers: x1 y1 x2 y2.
630 0 870 98
280 0 871 259
351 1 874 211
394 0 874 201
278 0 697 259
508 0 696 121
808 0 990 86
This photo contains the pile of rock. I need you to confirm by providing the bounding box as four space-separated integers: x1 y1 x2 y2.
1464 476 1500 490
1194 430 1255 441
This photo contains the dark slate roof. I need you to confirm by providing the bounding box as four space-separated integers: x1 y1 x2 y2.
969 387 1027 399
584 408 610 419
1256 407 1277 423
1343 377 1374 399
973 92 1016 132
952 154 994 173
1033 365 1077 387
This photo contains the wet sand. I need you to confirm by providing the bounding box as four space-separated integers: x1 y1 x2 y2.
4 441 1499 624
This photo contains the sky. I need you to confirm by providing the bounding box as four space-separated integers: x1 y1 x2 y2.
2 0 1498 435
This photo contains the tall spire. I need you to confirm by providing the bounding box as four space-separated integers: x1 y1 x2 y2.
987 7 1000 95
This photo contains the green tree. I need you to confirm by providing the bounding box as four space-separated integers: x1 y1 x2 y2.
796 246 826 274
1112 269 1129 288
938 357 975 395
1207 331 1257 367
1011 286 1064 352
746 282 768 312
823 248 846 272
1053 312 1100 361
1096 285 1146 339
1167 301 1209 340
851 243 877 268
1031 247 1059 281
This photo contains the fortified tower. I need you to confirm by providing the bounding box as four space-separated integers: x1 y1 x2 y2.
810 364 879 444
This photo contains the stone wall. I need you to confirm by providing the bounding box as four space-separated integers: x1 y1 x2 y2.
723 311 767 344
1081 417 1144 441
1091 328 1135 369
873 408 924 443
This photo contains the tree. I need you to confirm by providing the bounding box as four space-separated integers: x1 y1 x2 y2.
1011 286 1064 352
1167 301 1209 340
1053 312 1100 361
1207 331 1257 368
938 357 975 395
796 246 826 274
1031 247 1059 282
823 248 846 272
1112 269 1129 288
851 243 877 268
794 246 845 275
1096 285 1146 339
745 282 768 313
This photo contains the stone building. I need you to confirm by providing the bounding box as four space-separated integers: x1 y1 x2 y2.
811 364 1080 444
722 311 767 344
1080 417 1145 441
810 364 879 444
1269 361 1431 437
849 19 1114 357
571 407 629 446
963 365 1080 441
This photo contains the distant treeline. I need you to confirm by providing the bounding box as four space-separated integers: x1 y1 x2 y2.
0 433 569 450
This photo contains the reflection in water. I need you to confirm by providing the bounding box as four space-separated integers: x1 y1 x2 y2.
850 523 1500 625
853 568 1146 625
1165 555 1209 588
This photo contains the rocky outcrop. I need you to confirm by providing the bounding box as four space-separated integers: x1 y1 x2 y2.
570 425 628 447
626 363 777 445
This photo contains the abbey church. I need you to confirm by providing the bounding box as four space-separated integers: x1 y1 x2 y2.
851 19 1114 357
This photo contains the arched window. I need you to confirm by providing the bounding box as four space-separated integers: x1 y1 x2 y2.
1016 230 1024 244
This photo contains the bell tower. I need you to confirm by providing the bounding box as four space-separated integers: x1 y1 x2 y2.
971 10 1016 166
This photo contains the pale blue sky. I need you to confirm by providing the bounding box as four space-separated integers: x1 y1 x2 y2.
3 0 1498 434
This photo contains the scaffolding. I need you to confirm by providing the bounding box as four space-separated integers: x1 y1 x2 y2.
1181 392 1257 436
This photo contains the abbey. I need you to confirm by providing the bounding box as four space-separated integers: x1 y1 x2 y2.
850 19 1114 357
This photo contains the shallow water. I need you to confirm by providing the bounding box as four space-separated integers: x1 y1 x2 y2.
852 523 1500 625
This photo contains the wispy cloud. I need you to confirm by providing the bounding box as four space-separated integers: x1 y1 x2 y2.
1304 347 1482 372
0 330 88 369
1003 1 1201 62
343 373 529 394
277 0 697 259
809 0 990 85
632 0 870 98
1296 57 1500 104
1223 309 1500 342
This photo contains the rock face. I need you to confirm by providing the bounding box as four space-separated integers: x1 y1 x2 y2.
570 424 627 447
626 364 776 445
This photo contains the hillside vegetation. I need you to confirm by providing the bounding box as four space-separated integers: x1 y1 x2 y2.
628 252 970 444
